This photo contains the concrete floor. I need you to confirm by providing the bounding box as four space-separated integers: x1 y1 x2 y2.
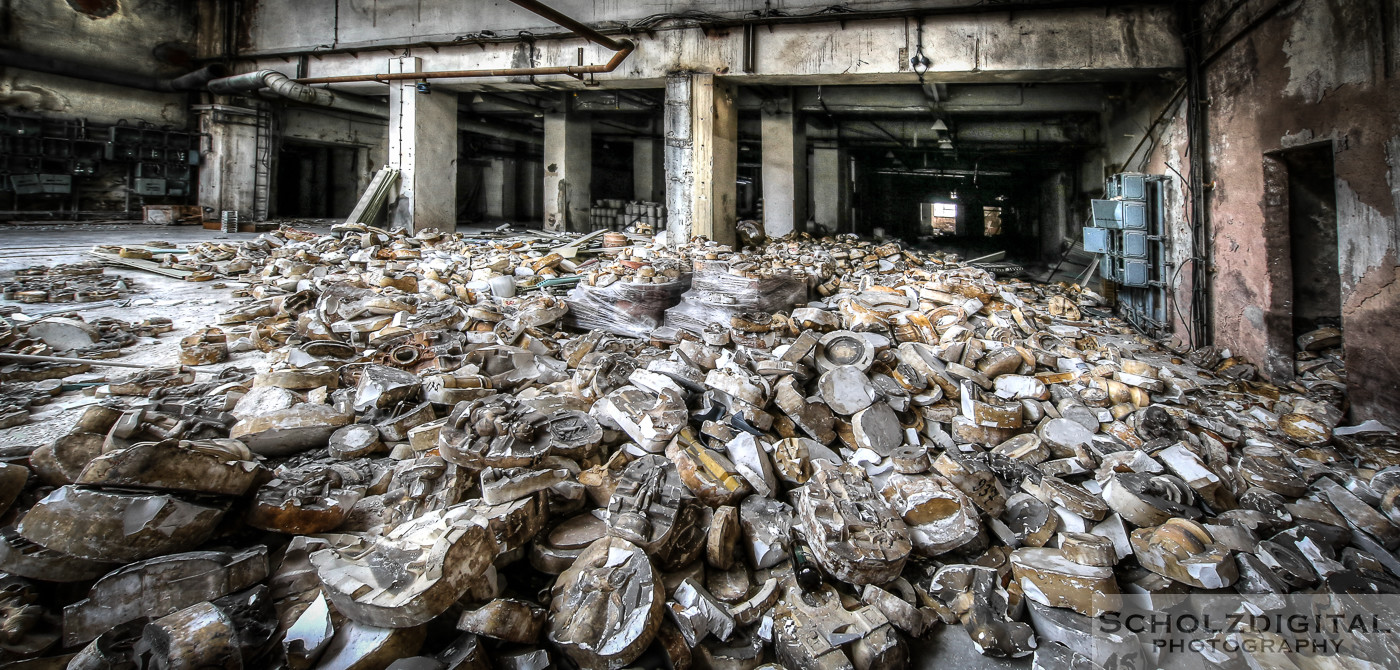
0 222 332 452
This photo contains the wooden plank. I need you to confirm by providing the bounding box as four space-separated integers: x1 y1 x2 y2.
85 250 195 280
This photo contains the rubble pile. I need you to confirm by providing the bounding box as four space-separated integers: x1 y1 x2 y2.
0 223 1394 670
1 262 136 304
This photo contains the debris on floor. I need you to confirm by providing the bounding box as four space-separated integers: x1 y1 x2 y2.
0 224 1391 670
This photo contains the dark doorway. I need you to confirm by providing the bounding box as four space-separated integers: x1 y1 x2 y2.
275 142 360 218
1280 143 1340 337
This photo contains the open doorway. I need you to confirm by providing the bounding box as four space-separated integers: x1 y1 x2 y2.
275 142 361 219
1279 143 1340 338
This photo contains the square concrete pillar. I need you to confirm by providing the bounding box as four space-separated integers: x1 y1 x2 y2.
196 107 258 220
664 73 738 247
483 157 516 220
543 112 591 232
761 93 807 238
387 57 458 233
633 137 663 202
812 143 848 234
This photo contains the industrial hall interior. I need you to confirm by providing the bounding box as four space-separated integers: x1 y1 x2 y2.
2 1 1400 669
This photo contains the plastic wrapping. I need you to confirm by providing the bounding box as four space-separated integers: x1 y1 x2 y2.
664 260 811 334
563 274 692 338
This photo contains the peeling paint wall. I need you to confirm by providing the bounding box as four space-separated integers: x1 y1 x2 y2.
2 0 198 126
1203 0 1400 424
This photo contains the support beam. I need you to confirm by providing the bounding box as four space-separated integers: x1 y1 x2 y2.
543 111 591 232
484 157 517 220
632 138 663 202
761 92 807 237
387 57 459 233
665 73 737 247
811 143 848 235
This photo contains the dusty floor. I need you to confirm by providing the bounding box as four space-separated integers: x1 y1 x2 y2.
0 222 332 452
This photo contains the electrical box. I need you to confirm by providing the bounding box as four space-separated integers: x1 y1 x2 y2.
1083 227 1112 254
133 178 167 196
1121 260 1151 287
1122 231 1150 258
1121 201 1147 230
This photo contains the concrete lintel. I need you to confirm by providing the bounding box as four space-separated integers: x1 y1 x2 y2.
265 7 1183 95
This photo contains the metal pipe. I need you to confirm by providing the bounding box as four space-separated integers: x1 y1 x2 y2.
506 0 629 51
294 40 634 86
0 353 149 369
0 48 228 92
208 69 388 117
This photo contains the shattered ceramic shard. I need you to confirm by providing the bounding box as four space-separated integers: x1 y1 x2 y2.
374 402 437 442
0 463 27 516
851 401 903 456
455 599 546 644
597 386 688 453
133 586 278 670
606 454 707 570
818 365 878 415
1010 547 1121 617
62 547 269 646
0 573 59 661
312 620 426 670
1002 492 1059 548
933 451 1009 517
479 467 570 505
1059 532 1118 566
738 494 794 569
891 444 931 474
724 433 779 497
529 512 607 575
311 504 496 628
797 461 912 585
1129 518 1238 588
284 592 334 670
772 376 837 444
926 564 1037 658
1314 477 1400 550
728 578 780 630
669 577 736 646
672 429 752 507
438 396 550 470
1101 472 1199 527
1023 476 1108 521
353 365 422 412
1037 418 1094 459
880 472 982 556
329 424 386 459
76 439 259 496
0 525 118 582
247 462 371 534
542 409 604 459
816 330 876 373
707 505 742 570
548 536 663 670
17 486 225 563
229 403 353 457
29 432 104 486
772 581 908 670
1157 443 1235 511
862 582 926 636
68 618 148 670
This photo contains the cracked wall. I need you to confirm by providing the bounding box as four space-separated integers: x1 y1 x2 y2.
1203 0 1400 424
2 0 197 126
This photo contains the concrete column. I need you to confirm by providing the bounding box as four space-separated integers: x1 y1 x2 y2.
387 56 458 233
632 138 663 202
664 73 738 247
196 107 258 220
812 143 848 234
543 112 591 232
483 157 516 220
760 93 807 237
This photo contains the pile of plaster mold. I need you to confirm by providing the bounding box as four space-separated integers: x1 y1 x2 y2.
0 223 1394 670
1 262 136 305
0 310 173 431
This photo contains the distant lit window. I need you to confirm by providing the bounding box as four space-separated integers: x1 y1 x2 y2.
933 202 958 218
922 202 958 235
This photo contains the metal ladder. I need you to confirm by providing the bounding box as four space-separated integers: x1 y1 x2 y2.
251 106 272 221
